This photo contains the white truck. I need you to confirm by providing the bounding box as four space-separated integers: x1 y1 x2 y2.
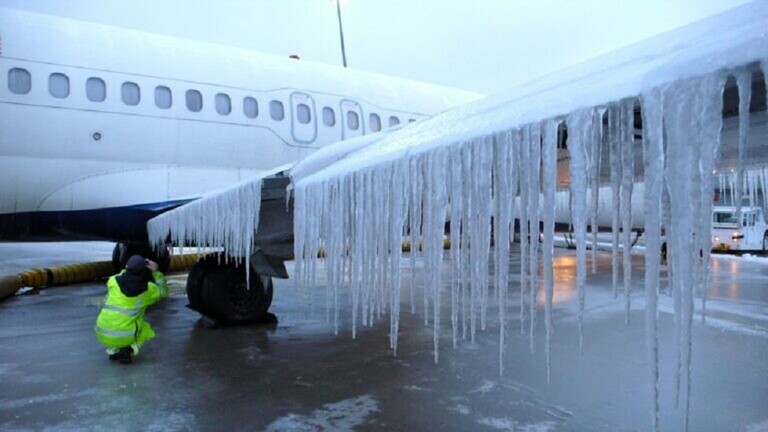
711 206 768 252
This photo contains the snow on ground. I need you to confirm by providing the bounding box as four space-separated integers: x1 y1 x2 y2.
263 395 379 432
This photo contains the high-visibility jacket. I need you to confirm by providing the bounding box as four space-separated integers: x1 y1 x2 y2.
94 270 169 350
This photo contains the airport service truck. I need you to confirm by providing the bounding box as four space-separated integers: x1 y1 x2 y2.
711 206 768 252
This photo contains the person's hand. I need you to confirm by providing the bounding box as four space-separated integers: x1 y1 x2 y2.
145 259 159 272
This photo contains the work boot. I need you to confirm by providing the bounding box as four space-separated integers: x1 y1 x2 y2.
109 347 133 364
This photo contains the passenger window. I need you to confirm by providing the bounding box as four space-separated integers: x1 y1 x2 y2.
369 113 381 132
155 86 172 109
243 97 258 118
86 77 106 102
49 73 69 99
347 110 360 130
297 103 311 124
8 68 31 94
186 89 203 112
216 93 231 115
322 107 336 126
270 100 284 121
122 82 140 106
389 116 400 127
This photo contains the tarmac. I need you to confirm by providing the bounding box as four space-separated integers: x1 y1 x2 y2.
0 242 767 431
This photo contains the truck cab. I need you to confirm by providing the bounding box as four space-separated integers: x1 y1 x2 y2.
711 206 768 252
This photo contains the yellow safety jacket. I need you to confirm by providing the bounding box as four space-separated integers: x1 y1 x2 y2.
94 270 169 350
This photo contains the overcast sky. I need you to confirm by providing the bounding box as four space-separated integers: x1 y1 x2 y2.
0 0 751 93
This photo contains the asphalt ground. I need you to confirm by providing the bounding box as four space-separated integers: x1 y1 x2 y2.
0 242 766 431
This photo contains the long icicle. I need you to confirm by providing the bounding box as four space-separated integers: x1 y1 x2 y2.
608 105 622 299
519 128 530 335
541 119 558 381
735 68 752 224
449 144 463 349
493 131 513 375
620 99 635 325
641 86 664 432
567 109 592 356
528 124 542 353
589 109 604 274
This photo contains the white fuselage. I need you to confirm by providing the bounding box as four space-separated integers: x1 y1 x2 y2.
0 8 478 241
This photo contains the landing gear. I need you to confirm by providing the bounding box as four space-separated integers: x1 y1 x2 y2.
112 243 170 273
186 255 274 325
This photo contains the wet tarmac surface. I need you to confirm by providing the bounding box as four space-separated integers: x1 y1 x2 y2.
0 242 767 431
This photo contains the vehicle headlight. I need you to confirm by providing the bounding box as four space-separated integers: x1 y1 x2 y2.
732 232 744 240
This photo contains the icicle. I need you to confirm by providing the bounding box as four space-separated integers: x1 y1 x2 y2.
147 175 265 285
351 173 366 338
493 130 515 375
706 75 727 313
461 142 473 341
408 157 423 316
735 68 751 223
641 86 664 432
423 149 448 363
475 136 494 334
518 128 530 336
388 161 406 354
567 109 592 356
528 124 542 353
620 99 635 325
608 105 622 299
589 110 604 274
663 74 725 432
541 119 558 381
449 144 463 349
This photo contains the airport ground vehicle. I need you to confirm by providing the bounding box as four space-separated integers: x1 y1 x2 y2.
711 206 768 252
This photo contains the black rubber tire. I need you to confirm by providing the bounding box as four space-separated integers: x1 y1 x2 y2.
112 243 123 272
762 232 768 251
186 254 220 309
200 261 274 325
186 262 207 309
117 244 171 273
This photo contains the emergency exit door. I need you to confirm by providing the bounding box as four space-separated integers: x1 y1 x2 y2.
291 92 317 144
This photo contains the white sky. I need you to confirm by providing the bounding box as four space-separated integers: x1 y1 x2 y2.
0 0 751 93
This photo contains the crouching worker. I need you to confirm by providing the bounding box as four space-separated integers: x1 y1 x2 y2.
94 255 169 364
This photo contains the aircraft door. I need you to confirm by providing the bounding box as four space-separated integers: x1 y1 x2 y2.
341 99 364 140
291 92 317 144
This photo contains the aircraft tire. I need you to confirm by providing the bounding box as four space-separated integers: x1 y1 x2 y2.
186 254 222 309
112 243 123 271
200 262 273 325
116 243 171 273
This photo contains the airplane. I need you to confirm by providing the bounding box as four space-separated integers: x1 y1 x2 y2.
0 7 480 322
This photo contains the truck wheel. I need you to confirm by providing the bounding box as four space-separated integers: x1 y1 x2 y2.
763 232 768 251
200 261 274 325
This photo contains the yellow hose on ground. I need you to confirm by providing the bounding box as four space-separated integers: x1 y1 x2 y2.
0 254 205 303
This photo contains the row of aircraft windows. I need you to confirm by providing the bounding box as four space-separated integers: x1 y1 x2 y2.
6 67 414 130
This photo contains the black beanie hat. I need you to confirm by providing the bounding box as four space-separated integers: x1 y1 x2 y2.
125 255 146 274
